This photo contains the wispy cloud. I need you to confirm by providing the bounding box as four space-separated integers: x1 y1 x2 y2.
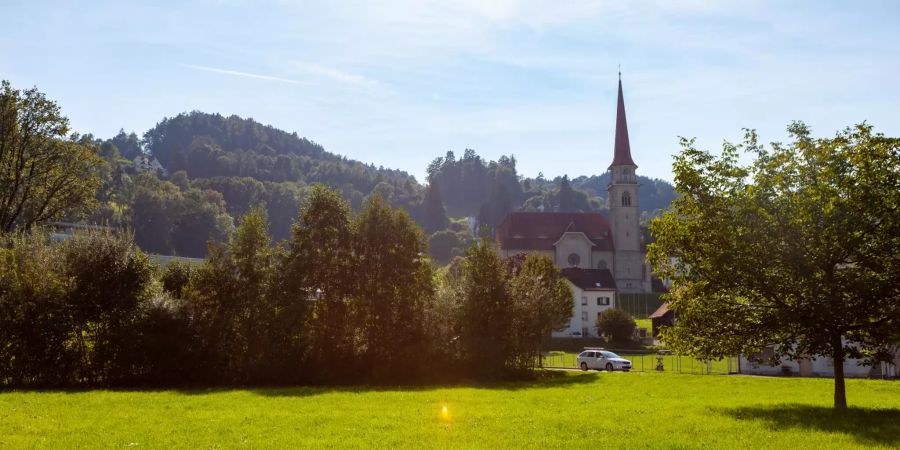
286 62 390 96
182 64 308 85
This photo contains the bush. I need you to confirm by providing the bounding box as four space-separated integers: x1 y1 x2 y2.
596 308 637 344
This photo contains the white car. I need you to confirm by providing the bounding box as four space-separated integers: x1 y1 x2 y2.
577 350 632 372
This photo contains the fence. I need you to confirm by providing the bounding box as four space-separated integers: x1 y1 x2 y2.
540 350 739 375
617 293 665 319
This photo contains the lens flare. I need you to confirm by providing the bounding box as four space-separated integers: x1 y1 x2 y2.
440 405 450 421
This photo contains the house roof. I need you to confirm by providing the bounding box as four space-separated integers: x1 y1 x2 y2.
560 268 617 290
649 302 670 319
496 212 614 251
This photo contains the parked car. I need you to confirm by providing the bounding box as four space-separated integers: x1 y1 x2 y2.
577 350 632 372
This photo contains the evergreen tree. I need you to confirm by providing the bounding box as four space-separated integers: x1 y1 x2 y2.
557 175 576 212
421 181 450 234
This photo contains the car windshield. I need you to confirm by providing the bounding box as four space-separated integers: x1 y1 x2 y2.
601 351 620 359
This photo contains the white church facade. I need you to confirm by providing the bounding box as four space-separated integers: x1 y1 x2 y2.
496 75 661 338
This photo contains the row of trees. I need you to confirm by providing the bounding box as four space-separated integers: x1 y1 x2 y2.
0 184 573 387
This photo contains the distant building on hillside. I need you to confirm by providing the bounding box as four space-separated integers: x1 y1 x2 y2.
133 154 168 177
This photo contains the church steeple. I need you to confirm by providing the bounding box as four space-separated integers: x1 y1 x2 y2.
610 72 636 168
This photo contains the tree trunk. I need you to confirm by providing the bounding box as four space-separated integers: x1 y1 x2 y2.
832 334 847 410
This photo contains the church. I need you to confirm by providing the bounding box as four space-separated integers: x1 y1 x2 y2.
495 75 661 338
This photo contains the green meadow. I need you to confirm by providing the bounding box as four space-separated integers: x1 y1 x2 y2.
2 372 898 449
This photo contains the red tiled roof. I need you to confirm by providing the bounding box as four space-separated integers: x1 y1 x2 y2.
560 268 617 290
496 212 614 251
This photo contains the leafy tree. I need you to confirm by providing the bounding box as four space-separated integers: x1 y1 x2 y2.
61 230 155 385
649 123 900 410
0 80 102 231
352 195 434 381
284 184 355 380
596 308 636 344
0 230 71 386
428 230 462 264
160 260 195 299
508 254 574 369
182 207 278 383
458 237 513 379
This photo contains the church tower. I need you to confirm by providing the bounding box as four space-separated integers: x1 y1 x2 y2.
607 73 644 292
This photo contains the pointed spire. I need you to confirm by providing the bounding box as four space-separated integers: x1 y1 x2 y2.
610 73 636 168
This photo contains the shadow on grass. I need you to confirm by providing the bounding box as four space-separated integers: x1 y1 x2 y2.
1 370 599 398
718 404 900 447
251 370 598 398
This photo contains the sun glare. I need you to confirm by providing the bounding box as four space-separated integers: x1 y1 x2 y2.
440 405 450 421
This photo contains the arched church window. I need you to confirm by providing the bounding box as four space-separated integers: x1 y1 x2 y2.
597 260 607 270
567 253 581 267
622 192 631 206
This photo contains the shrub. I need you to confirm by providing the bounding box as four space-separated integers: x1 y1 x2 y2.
596 308 637 344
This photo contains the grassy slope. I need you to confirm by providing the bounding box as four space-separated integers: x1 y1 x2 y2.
1 373 898 449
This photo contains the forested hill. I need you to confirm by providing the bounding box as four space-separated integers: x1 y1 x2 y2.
91 112 422 258
90 112 675 261
145 112 418 194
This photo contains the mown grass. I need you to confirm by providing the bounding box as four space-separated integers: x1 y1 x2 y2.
1 372 898 449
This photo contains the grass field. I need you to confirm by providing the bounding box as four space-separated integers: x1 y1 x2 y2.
1 372 898 449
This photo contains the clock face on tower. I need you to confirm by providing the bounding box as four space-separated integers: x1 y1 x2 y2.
567 253 580 267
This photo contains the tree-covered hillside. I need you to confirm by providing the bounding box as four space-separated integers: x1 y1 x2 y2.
91 113 424 257
88 112 675 260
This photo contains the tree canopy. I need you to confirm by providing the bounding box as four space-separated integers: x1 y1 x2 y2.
649 123 900 409
0 81 102 231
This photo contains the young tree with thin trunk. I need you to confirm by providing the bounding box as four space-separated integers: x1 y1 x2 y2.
649 123 899 410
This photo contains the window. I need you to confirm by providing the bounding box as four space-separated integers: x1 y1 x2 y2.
567 253 581 267
622 191 631 206
597 260 607 270
581 296 587 306
597 297 610 306
582 311 588 321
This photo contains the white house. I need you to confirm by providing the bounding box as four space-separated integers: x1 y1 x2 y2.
553 268 618 338
738 341 900 378
133 155 169 177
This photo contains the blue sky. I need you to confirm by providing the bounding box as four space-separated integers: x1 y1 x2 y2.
2 0 898 182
